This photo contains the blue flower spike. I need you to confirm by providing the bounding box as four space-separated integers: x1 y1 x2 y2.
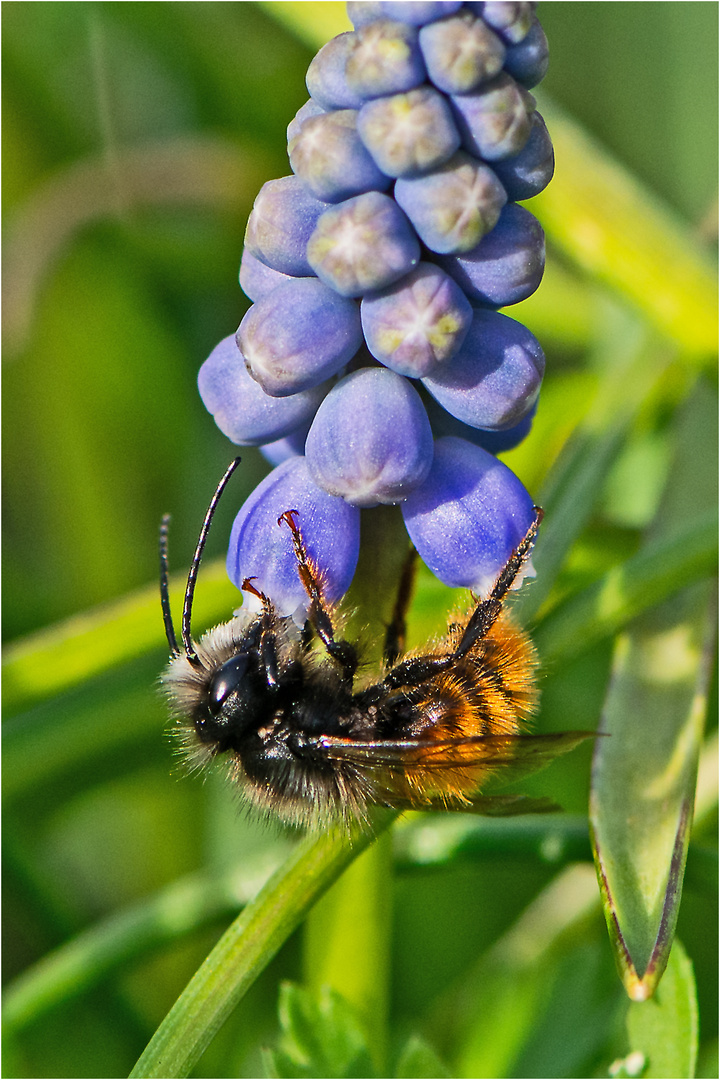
199 0 553 604
305 367 434 506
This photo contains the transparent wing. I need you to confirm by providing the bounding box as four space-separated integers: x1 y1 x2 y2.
311 730 598 804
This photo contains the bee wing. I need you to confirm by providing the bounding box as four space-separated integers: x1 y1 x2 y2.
392 793 565 816
315 731 596 788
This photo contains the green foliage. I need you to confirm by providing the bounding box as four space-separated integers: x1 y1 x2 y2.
3 3 717 1078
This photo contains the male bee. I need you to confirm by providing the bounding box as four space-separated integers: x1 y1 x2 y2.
161 458 588 828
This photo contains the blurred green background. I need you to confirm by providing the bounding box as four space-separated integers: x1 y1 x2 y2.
3 3 717 1078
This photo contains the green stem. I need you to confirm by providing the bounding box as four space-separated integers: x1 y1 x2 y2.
129 810 398 1079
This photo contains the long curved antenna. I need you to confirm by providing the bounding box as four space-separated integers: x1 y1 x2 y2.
159 514 181 657
182 457 243 665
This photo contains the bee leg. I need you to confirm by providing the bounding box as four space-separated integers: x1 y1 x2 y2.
278 510 359 681
453 507 543 659
242 576 284 689
384 545 418 666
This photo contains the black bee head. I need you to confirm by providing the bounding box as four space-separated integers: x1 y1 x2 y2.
195 650 267 751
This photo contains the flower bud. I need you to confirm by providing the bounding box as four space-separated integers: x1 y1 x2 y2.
394 150 506 254
450 73 535 161
418 10 505 94
422 309 544 429
245 175 329 277
357 86 461 178
345 20 427 99
289 109 390 202
198 335 326 445
237 277 363 396
306 367 434 506
401 435 536 592
435 202 545 307
489 111 553 202
228 456 360 618
307 190 420 297
361 262 472 376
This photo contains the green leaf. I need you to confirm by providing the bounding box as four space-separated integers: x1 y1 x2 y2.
272 983 375 1079
625 938 699 1078
590 384 717 1000
395 1034 452 1079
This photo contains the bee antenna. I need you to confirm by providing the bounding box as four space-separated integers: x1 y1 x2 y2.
180 457 243 665
159 514 181 658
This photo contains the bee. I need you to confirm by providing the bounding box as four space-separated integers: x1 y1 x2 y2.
161 458 589 828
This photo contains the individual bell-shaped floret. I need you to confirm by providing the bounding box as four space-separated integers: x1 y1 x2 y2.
503 16 549 89
365 2 464 26
287 98 326 143
198 335 326 445
422 309 544 430
361 262 472 377
489 111 553 201
357 86 461 178
469 2 536 45
237 277 363 396
345 20 427 99
244 175 330 277
394 150 507 254
259 420 311 466
228 456 360 619
307 190 420 297
418 10 506 94
239 249 298 303
306 33 367 110
450 73 535 161
424 392 536 453
401 435 536 592
289 109 390 203
435 202 545 307
305 367 434 507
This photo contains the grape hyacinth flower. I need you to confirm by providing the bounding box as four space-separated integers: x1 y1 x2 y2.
197 0 553 616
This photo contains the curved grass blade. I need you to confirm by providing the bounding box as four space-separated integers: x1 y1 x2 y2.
3 557 236 715
590 381 717 1001
590 584 715 1002
129 810 398 1079
534 511 717 666
2 858 282 1035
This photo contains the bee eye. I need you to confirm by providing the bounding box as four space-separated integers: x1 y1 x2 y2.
209 653 250 714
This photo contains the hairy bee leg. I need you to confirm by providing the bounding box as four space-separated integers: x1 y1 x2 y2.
384 545 418 666
278 510 359 681
242 576 281 689
453 507 543 659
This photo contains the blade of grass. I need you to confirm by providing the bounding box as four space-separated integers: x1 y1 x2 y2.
590 382 717 1001
534 510 717 665
129 810 397 1079
2 857 282 1036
